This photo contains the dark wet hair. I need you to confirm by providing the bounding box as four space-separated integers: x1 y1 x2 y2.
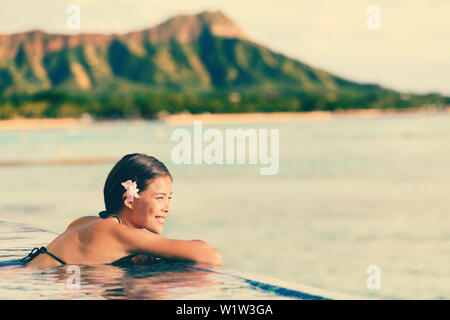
99 153 172 218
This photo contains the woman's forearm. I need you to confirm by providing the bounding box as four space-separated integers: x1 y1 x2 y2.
116 225 224 266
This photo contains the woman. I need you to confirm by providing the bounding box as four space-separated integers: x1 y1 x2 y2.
21 153 223 268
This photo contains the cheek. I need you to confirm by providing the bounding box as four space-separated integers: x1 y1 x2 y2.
136 199 156 217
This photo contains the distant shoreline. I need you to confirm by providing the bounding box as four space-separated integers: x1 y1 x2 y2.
0 107 448 131
161 107 450 125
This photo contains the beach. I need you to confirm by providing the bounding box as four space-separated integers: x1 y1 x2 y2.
0 118 91 132
0 107 448 131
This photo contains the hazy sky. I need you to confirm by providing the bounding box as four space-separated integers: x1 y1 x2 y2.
1 0 449 95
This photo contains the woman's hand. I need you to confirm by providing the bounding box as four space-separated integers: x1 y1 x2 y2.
189 240 223 266
130 254 160 264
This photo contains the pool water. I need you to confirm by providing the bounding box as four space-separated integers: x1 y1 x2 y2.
0 219 340 300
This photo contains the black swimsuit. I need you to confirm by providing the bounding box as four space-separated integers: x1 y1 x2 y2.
21 215 121 265
20 246 66 265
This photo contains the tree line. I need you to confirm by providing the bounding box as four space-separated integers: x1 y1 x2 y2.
0 89 448 119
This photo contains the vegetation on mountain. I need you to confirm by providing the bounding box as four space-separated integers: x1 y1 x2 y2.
0 11 448 119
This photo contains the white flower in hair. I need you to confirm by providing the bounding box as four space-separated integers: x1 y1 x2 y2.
121 180 141 203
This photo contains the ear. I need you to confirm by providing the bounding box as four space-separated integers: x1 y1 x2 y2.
123 198 134 210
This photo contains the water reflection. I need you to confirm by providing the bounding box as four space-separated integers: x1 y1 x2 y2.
27 261 222 299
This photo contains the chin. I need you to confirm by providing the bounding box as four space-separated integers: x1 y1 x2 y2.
145 224 163 234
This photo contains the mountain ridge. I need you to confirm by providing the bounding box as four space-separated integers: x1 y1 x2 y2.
0 10 380 92
0 10 448 118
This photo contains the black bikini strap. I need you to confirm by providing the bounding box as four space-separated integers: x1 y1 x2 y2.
39 247 66 265
20 247 41 264
111 215 121 224
20 247 66 265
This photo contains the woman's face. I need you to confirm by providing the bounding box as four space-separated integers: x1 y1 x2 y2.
130 175 172 234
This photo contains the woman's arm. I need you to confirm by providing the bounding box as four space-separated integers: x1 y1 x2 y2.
112 225 223 266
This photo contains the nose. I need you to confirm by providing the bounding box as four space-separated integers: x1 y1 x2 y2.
163 199 170 214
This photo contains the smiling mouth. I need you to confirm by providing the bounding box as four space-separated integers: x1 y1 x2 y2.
155 216 166 225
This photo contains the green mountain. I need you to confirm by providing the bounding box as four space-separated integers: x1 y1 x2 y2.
0 10 447 118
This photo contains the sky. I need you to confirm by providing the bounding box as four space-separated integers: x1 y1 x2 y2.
1 0 449 95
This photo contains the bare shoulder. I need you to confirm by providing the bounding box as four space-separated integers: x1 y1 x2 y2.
65 216 100 231
110 224 161 251
65 216 124 245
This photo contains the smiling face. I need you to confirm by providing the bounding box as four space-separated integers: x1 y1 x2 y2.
128 175 172 234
